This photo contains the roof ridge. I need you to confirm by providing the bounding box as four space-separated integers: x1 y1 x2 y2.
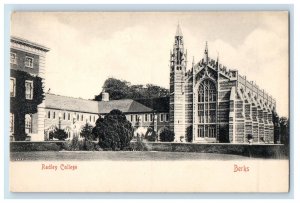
46 93 97 102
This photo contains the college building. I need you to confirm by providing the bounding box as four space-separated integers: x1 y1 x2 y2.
10 24 278 143
43 93 169 141
169 24 276 143
10 36 50 141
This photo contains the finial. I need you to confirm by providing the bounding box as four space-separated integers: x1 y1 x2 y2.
175 22 183 37
204 41 209 64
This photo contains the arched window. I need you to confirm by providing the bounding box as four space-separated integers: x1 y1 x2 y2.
65 127 72 139
197 80 217 138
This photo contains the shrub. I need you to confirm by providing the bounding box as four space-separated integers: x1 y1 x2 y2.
50 127 68 141
247 134 253 144
94 144 103 151
69 136 84 151
80 123 95 140
83 139 95 151
92 109 134 150
130 136 149 151
145 128 157 142
10 142 61 152
159 128 175 142
61 141 71 151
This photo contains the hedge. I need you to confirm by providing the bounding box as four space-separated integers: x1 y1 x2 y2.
129 142 289 159
10 141 100 152
10 141 289 159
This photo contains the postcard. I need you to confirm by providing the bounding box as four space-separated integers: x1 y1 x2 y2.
9 11 289 192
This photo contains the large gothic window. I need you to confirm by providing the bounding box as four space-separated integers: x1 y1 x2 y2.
197 80 217 138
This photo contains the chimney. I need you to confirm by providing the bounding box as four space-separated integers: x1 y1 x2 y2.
102 92 109 102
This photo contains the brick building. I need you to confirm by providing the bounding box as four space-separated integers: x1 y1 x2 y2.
169 24 276 143
10 36 50 141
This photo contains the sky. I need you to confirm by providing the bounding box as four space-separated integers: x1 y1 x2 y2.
10 12 289 117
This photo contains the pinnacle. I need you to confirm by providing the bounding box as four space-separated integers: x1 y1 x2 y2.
175 23 183 37
205 41 208 52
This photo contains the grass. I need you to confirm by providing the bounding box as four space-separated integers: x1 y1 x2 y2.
10 150 264 161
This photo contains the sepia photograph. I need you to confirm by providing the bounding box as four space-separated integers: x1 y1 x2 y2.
8 11 290 192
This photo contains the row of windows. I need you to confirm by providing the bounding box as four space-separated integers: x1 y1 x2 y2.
197 125 216 138
129 113 169 123
46 111 97 123
10 113 32 134
10 53 34 68
10 77 33 99
160 113 169 122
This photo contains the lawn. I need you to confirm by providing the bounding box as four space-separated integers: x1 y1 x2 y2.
10 150 259 161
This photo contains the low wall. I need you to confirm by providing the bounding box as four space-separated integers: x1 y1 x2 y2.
10 141 65 152
10 141 289 159
132 142 289 159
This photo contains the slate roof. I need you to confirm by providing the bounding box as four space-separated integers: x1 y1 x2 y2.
98 99 153 114
135 97 169 112
45 93 154 114
45 93 99 114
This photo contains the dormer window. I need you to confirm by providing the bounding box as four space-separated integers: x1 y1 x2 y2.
25 56 34 68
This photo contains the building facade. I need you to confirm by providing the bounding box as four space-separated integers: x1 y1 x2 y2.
43 93 169 141
169 25 276 143
10 32 277 144
10 37 50 141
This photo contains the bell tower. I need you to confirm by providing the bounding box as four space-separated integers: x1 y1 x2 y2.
169 23 187 141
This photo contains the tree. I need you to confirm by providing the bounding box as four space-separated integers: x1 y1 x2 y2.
273 111 281 143
92 109 134 150
144 84 169 98
80 123 95 140
279 117 289 145
49 127 68 141
159 128 175 142
94 77 169 101
95 78 130 101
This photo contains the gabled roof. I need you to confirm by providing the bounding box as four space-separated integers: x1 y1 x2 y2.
98 99 153 114
44 93 154 114
45 93 99 114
